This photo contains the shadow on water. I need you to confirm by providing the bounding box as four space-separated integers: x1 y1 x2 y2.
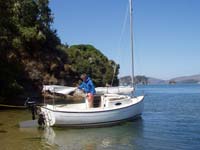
0 130 7 133
20 118 144 150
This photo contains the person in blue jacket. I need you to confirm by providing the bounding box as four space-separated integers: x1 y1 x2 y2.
78 73 96 108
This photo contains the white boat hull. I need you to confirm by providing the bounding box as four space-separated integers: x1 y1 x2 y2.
40 95 144 127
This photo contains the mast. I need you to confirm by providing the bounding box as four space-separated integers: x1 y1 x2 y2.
129 0 135 88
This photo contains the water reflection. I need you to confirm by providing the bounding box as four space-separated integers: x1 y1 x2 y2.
42 119 144 150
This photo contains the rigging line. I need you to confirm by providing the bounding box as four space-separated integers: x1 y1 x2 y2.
118 3 129 54
129 0 135 88
111 3 129 86
111 64 117 86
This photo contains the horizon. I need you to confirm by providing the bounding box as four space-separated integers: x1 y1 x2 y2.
49 0 200 80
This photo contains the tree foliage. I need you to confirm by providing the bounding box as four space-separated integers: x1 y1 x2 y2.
0 0 119 103
0 0 61 102
63 44 119 86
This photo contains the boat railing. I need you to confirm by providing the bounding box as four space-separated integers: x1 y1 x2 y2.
43 86 128 109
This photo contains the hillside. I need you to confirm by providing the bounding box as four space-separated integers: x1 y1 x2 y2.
120 75 148 85
0 0 118 105
147 77 166 84
120 76 164 85
169 74 200 83
120 74 200 85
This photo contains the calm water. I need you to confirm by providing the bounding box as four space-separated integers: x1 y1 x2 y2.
1 84 200 150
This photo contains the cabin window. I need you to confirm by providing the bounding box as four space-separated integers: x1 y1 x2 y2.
115 102 122 106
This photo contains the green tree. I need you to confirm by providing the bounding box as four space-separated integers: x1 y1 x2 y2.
0 0 119 104
0 0 62 103
65 44 119 86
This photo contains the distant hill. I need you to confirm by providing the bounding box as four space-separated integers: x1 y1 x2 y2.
120 75 148 85
169 74 200 84
120 74 200 85
147 77 166 84
119 76 132 86
120 76 166 85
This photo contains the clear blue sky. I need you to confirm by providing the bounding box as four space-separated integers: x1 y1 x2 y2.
49 0 200 80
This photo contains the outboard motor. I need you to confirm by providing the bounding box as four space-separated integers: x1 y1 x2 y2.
24 97 37 120
24 97 46 127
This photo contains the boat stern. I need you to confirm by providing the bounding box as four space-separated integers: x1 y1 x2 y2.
40 105 56 127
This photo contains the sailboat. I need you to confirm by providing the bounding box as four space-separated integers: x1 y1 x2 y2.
24 0 144 127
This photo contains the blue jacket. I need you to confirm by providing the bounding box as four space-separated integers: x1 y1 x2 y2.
78 77 96 95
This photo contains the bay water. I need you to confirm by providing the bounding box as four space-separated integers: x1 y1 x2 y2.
0 84 200 150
